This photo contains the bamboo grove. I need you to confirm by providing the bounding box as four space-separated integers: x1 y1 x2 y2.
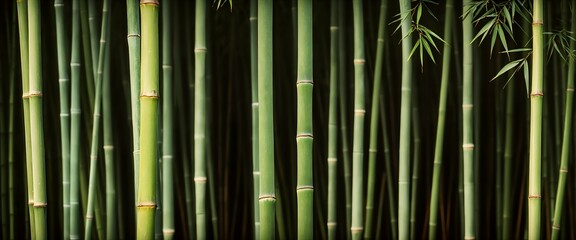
4 0 576 239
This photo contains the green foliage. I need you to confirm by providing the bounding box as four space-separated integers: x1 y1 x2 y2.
544 30 575 62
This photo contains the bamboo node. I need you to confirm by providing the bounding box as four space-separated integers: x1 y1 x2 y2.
330 26 339 31
54 3 64 6
368 149 377 153
163 155 173 159
259 194 276 201
462 104 473 109
401 87 411 91
462 143 475 150
60 113 70 117
464 237 476 240
162 65 173 69
28 200 34 205
58 78 69 82
253 171 260 175
22 93 30 99
531 91 544 97
29 91 43 97
71 109 81 114
249 17 258 21
252 102 259 107
70 63 81 67
567 88 574 92
194 177 208 183
297 185 314 191
296 133 313 139
103 145 114 150
137 202 157 208
85 215 94 219
327 157 337 162
354 109 366 115
528 195 542 199
552 224 560 230
327 222 337 227
34 202 48 207
162 229 176 234
377 38 385 42
140 0 160 6
429 222 437 226
350 227 364 233
127 34 141 38
141 91 160 99
297 80 314 85
353 59 366 64
532 21 544 26
195 47 208 53
560 168 568 173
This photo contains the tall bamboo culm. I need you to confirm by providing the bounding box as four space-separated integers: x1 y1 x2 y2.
249 0 260 238
398 0 413 238
28 0 47 237
54 0 71 237
529 0 544 238
16 1 36 238
351 0 366 239
428 0 453 238
462 0 476 238
161 0 175 238
126 0 142 197
364 0 386 238
194 0 208 238
137 0 160 238
327 0 339 238
296 0 314 239
84 0 110 237
69 0 82 237
102 27 116 240
550 0 573 238
258 0 276 238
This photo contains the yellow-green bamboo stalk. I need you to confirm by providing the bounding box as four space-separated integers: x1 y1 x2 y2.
126 0 141 198
249 0 260 237
327 0 339 238
137 0 160 238
28 0 47 237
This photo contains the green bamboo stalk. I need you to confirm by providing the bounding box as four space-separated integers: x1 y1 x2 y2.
1 56 8 240
379 94 397 240
161 0 175 238
54 0 71 238
462 0 476 238
364 0 387 238
409 90 421 240
102 31 116 239
428 0 453 238
84 0 110 237
137 0 160 238
88 0 100 82
258 0 276 238
69 0 81 238
398 0 413 238
296 0 314 239
8 45 15 240
327 0 339 238
551 0 575 237
194 0 207 238
249 0 260 237
126 0 142 199
529 0 544 238
205 12 218 239
79 0 94 114
502 82 515 240
351 0 367 238
27 0 47 237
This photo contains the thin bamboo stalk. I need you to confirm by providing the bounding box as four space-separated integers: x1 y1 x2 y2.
1 55 8 240
137 0 160 238
54 0 71 238
79 0 94 114
379 94 397 240
529 0 544 238
249 0 260 238
8 43 15 240
161 0 175 239
398 0 413 238
364 0 387 238
126 0 142 198
428 0 453 238
409 89 421 240
550 0 575 238
69 0 82 238
258 0 276 238
102 31 116 239
296 0 314 238
503 81 515 240
327 0 339 238
27 0 47 237
88 0 100 82
462 0 476 238
194 0 208 238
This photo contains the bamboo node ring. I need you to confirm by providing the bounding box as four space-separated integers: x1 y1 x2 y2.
462 104 473 109
377 38 385 42
259 194 276 201
163 155 173 159
54 3 64 6
353 59 366 64
103 145 114 150
34 202 48 207
162 229 176 234
464 237 476 240
70 63 81 67
141 91 160 99
162 65 173 69
462 143 475 150
368 149 377 153
528 195 542 199
253 171 260 175
532 21 544 26
327 222 337 227
249 17 257 21
252 102 259 106
297 80 314 85
59 78 69 82
327 157 337 162
531 91 544 97
140 0 160 6
350 227 364 233
296 133 313 139
29 91 43 97
560 168 568 173
137 202 157 208
127 34 141 38
195 47 208 53
552 225 560 230
60 113 70 117
194 177 207 182
297 185 314 191
354 109 366 115
28 200 34 205
567 88 575 92
330 26 339 31
85 215 94 219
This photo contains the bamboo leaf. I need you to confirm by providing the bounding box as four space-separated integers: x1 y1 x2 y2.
492 59 522 80
523 61 530 96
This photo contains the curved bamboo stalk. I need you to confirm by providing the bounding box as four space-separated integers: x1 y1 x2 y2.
126 0 141 198
327 0 339 238
137 0 160 238
249 0 260 237
102 30 116 240
428 0 453 238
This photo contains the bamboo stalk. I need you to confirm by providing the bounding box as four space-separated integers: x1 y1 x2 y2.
462 0 476 238
137 0 160 238
27 0 47 237
327 0 339 238
550 0 575 238
502 81 515 240
249 0 260 238
409 89 421 240
8 40 15 240
364 0 387 238
54 0 71 238
529 0 544 238
102 29 116 239
79 0 94 114
296 0 314 239
161 0 175 238
428 0 453 238
258 0 276 238
398 0 413 238
126 0 142 199
194 0 207 238
69 0 82 238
